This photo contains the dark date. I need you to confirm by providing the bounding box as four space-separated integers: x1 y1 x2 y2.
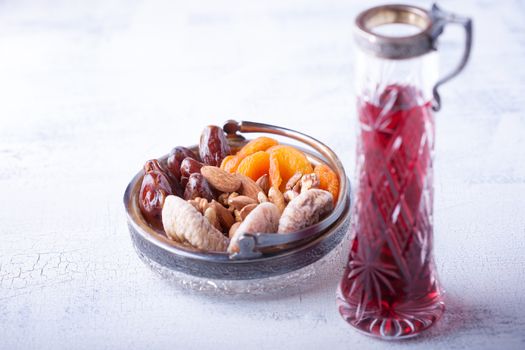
139 161 174 228
144 159 165 173
145 159 183 197
180 157 205 188
184 173 214 201
166 146 198 181
199 125 230 166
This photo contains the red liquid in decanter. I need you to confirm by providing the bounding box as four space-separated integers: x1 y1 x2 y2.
337 84 444 338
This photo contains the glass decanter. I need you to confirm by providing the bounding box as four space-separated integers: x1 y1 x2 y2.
337 4 472 339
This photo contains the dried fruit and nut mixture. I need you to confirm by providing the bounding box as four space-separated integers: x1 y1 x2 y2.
138 125 340 253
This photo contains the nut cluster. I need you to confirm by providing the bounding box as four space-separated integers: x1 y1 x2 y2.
185 169 323 238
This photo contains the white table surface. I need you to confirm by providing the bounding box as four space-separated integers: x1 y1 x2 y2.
1 0 524 349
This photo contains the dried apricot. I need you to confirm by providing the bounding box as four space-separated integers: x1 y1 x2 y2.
238 137 279 158
267 145 313 191
220 155 242 173
221 137 278 173
269 153 282 189
236 151 270 181
314 164 339 203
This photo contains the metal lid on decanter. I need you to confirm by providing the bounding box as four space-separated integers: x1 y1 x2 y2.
355 4 436 59
354 3 472 60
354 3 473 111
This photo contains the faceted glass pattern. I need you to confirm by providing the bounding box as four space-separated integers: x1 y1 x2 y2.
337 85 445 338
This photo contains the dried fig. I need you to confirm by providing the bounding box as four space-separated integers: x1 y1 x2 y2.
278 189 333 233
162 195 229 251
228 202 281 253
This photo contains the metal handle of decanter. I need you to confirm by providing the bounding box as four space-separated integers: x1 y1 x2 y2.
430 4 473 111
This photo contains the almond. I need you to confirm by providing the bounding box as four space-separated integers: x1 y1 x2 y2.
228 195 258 211
239 203 258 220
210 200 235 230
235 173 262 200
201 166 241 193
255 174 270 194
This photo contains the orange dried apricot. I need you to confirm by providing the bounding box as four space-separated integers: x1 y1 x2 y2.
269 153 282 190
222 137 278 174
220 155 242 173
267 145 313 191
314 164 339 203
238 137 279 158
236 151 270 181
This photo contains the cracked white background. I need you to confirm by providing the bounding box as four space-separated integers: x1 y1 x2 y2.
1 0 524 349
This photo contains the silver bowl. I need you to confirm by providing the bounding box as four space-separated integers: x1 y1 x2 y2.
123 120 352 294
